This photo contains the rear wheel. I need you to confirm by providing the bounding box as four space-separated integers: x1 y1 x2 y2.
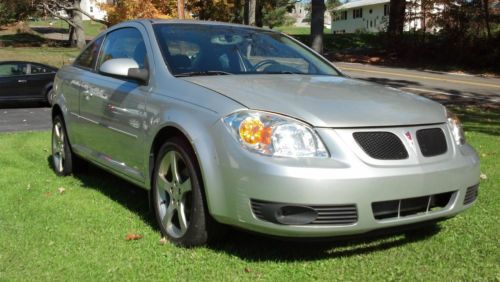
52 115 81 176
152 137 215 247
46 88 54 106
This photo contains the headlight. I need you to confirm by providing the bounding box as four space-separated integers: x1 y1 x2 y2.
447 109 465 145
223 110 329 158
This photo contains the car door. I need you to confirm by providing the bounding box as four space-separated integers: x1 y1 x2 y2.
63 35 105 150
0 62 29 101
26 63 57 99
78 26 150 182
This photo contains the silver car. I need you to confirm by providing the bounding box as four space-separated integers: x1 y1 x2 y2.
51 20 480 246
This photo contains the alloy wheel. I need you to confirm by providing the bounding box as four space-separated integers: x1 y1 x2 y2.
155 150 193 238
52 121 65 173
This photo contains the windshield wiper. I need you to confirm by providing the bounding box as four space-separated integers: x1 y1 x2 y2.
174 71 233 77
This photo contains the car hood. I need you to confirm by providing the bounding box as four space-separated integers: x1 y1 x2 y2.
182 75 446 127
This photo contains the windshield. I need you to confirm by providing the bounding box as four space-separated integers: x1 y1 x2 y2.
153 24 341 77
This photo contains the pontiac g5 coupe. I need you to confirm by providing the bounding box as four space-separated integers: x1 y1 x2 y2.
51 20 480 246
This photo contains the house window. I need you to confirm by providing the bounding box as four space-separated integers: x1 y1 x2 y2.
384 4 390 16
353 8 363 19
341 11 347 20
90 6 94 13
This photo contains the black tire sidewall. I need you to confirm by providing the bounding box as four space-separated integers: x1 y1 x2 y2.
152 137 209 247
46 89 53 106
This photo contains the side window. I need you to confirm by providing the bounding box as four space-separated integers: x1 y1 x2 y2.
30 64 55 74
0 63 28 76
74 36 104 70
98 28 147 69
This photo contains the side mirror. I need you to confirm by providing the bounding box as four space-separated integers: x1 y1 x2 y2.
99 58 149 84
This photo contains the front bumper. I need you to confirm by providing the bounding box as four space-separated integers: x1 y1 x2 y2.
201 123 480 238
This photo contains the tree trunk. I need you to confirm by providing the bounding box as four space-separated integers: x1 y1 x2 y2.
311 0 325 54
248 0 256 26
178 0 185 19
483 0 491 40
234 0 242 23
71 0 86 48
256 0 263 27
388 0 406 37
244 0 249 25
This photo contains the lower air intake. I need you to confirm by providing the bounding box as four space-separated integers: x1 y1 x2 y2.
372 191 455 220
251 199 358 225
463 184 479 205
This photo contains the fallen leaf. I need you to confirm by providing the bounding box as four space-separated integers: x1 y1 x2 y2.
244 267 251 273
43 148 49 152
125 234 143 241
480 173 487 180
45 192 52 197
58 187 65 194
159 237 168 245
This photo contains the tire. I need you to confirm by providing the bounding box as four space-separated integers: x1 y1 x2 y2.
46 88 54 106
152 137 216 247
51 115 76 176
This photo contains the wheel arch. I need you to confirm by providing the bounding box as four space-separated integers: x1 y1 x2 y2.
51 104 63 122
148 124 215 215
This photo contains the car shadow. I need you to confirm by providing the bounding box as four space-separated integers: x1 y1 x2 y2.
46 155 442 261
208 224 440 262
46 155 157 228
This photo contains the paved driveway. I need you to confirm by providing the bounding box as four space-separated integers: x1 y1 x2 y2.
0 106 52 132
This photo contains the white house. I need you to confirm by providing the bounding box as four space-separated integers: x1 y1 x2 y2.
80 0 112 21
331 0 425 33
289 2 332 29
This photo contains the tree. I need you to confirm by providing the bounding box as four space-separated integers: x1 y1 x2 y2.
388 0 406 37
249 0 257 25
0 0 37 25
310 0 325 53
39 0 108 48
178 0 185 19
261 0 298 28
101 0 176 26
186 0 232 21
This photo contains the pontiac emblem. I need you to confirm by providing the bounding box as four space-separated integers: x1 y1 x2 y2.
404 131 417 152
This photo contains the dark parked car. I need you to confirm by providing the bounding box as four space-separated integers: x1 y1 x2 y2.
0 61 57 105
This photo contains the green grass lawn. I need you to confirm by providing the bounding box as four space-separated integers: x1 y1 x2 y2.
0 47 80 68
0 107 498 280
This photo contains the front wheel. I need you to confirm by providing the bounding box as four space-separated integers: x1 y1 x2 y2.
152 137 215 247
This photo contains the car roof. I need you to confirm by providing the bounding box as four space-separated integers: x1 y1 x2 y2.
0 61 58 69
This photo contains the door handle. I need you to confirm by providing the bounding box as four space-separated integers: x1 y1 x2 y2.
18 79 27 83
82 90 93 100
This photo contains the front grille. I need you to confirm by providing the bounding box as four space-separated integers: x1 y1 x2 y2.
416 128 447 157
463 184 479 205
251 199 358 225
372 191 455 220
353 132 408 160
